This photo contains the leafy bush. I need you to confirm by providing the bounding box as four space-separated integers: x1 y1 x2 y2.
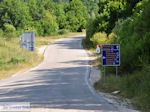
90 32 107 46
41 12 58 36
107 33 116 44
3 23 16 39
90 32 116 46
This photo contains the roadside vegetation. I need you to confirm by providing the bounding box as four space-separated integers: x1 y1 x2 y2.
0 38 38 79
84 0 150 111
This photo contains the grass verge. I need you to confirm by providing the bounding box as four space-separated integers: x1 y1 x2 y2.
94 66 150 112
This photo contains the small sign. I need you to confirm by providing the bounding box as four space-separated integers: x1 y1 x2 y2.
102 44 120 66
96 45 100 54
20 32 35 51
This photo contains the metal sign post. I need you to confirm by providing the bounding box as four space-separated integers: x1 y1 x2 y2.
104 66 106 82
116 66 118 78
102 44 120 78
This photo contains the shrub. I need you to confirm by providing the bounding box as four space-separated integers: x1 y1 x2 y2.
42 12 58 36
90 32 107 46
90 32 116 46
3 23 16 39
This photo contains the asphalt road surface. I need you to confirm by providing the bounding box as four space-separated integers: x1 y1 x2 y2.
0 36 119 112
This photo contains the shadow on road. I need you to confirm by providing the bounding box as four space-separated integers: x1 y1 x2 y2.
0 65 115 111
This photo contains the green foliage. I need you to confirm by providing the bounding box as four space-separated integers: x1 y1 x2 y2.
82 0 99 17
0 0 32 29
88 0 150 111
0 38 37 71
54 4 67 29
98 1 150 110
133 0 148 16
90 32 107 45
86 17 97 45
86 0 127 45
0 0 95 37
65 0 87 32
125 0 143 16
41 12 58 36
97 0 127 34
3 23 16 39
121 66 150 111
113 0 150 73
86 1 150 110
27 0 45 21
95 66 150 111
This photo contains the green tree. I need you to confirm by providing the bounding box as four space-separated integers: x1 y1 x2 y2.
112 0 150 72
86 0 127 43
41 12 58 36
82 0 99 17
27 0 45 21
53 3 67 29
65 0 87 31
0 0 32 30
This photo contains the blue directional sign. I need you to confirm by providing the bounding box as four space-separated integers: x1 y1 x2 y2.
102 44 120 66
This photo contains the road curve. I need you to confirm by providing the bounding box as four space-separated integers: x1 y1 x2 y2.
0 36 118 112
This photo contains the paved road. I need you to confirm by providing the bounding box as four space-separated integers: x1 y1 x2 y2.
0 36 118 112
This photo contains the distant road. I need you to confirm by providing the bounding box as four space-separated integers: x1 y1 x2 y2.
0 35 118 111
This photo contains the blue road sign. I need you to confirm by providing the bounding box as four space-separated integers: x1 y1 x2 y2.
102 44 120 66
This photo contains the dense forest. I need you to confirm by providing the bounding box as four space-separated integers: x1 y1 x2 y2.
0 0 149 111
0 0 87 37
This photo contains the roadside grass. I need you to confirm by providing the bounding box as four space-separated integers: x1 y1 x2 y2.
82 38 101 67
94 66 150 112
0 32 84 80
0 38 39 79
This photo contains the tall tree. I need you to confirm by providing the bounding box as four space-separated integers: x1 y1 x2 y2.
65 0 87 31
0 0 32 29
